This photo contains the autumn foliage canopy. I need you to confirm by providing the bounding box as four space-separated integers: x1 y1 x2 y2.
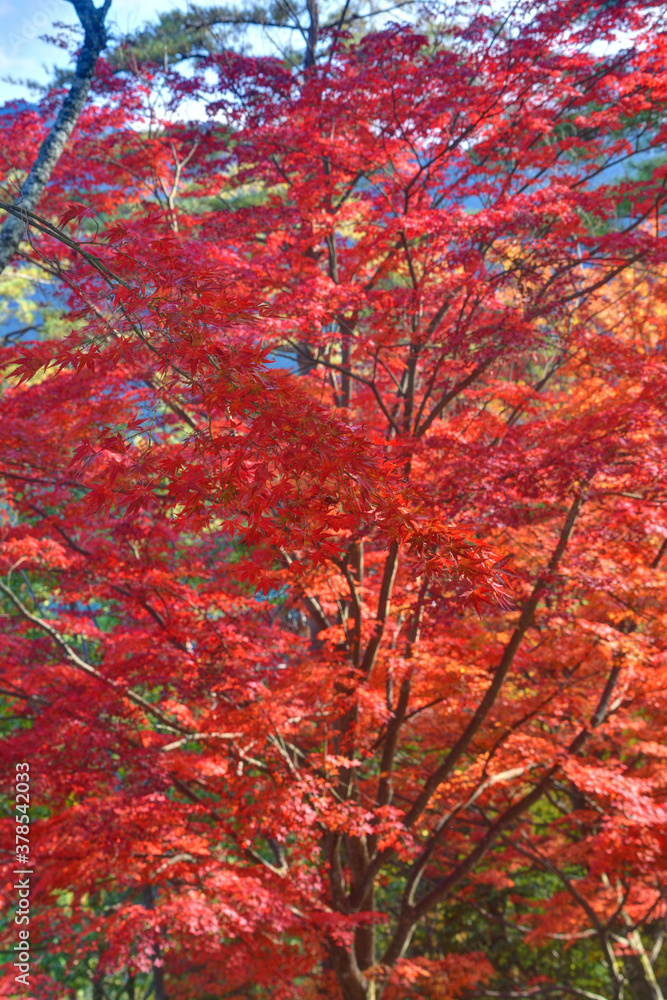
2 1 667 999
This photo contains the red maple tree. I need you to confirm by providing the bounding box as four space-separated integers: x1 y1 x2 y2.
2 2 667 999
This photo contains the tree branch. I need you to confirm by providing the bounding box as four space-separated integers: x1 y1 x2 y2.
0 0 111 273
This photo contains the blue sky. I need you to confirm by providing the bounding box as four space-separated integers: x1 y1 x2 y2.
0 0 183 103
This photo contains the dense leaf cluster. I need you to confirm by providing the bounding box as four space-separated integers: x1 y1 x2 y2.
1 2 667 999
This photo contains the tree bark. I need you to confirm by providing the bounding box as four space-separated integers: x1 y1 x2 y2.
327 937 373 1000
304 0 319 68
142 885 167 1000
0 0 111 274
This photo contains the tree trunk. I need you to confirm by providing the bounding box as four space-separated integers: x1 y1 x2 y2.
327 937 374 1000
0 0 111 274
304 0 319 68
142 885 167 1000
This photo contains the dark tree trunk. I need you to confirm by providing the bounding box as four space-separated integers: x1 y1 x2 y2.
0 0 111 273
142 885 167 1000
304 0 319 68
